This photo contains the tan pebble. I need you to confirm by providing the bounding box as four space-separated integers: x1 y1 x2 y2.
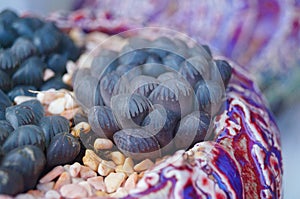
36 181 54 192
104 172 126 193
87 176 105 191
60 184 88 198
134 159 154 172
82 149 102 171
69 28 85 47
39 166 65 183
71 177 84 184
124 172 138 191
94 138 113 150
79 181 95 196
109 187 128 198
45 190 61 199
62 73 72 85
95 190 108 197
48 97 66 114
80 166 97 179
110 151 125 165
72 122 91 137
60 107 80 120
54 171 71 190
122 157 134 175
138 171 145 179
64 93 78 110
69 162 82 177
98 160 116 176
14 96 36 105
66 61 77 75
43 68 55 81
115 165 125 175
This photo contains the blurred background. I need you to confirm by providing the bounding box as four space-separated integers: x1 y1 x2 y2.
1 0 299 198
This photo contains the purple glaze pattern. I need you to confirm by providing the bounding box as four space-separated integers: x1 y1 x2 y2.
48 0 300 72
119 62 282 199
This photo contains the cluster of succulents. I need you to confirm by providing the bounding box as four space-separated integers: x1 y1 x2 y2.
0 9 80 102
74 35 232 160
0 9 83 195
0 97 81 195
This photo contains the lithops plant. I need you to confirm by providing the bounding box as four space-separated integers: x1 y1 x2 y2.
111 93 153 129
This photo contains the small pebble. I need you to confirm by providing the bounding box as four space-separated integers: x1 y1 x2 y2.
109 187 128 198
82 149 102 171
69 162 81 177
60 184 88 198
124 172 138 191
36 89 65 105
138 171 145 179
98 160 116 176
43 68 55 81
66 61 77 75
95 191 108 197
62 73 72 85
80 166 97 179
87 176 106 191
72 122 91 137
94 138 113 150
36 181 54 192
14 96 36 105
122 157 134 176
15 194 35 199
104 172 126 193
110 151 125 165
53 171 71 190
39 166 65 183
48 97 66 114
134 159 154 172
78 181 95 196
71 177 84 184
26 190 44 198
45 190 61 199
60 107 80 120
64 92 78 109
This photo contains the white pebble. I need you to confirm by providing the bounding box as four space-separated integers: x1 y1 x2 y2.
66 61 77 75
104 172 126 193
64 92 78 109
94 138 113 150
98 160 116 176
45 190 61 199
80 166 97 179
43 68 55 81
60 184 88 198
48 97 66 114
62 73 72 85
69 162 81 177
14 96 36 105
87 176 105 191
78 181 95 196
36 181 54 192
